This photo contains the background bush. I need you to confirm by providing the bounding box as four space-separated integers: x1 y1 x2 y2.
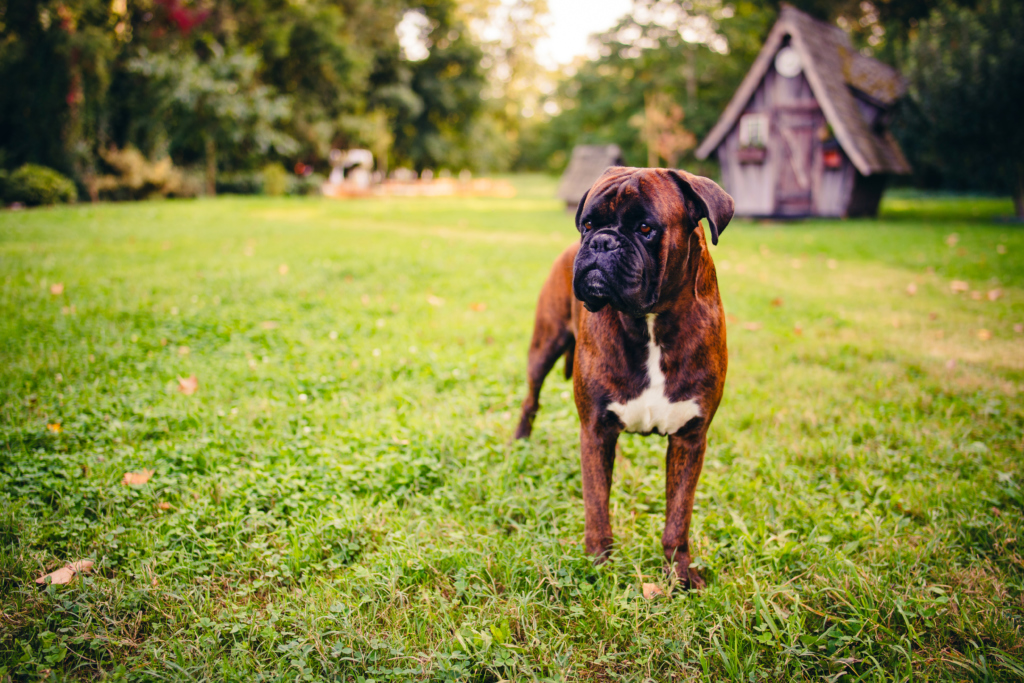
4 165 77 206
262 164 289 197
94 147 184 201
290 173 325 197
216 171 265 196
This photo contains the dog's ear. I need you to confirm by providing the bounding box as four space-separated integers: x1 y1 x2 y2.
667 170 734 246
574 188 590 231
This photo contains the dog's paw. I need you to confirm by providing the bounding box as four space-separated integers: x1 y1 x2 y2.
585 539 614 564
668 559 706 591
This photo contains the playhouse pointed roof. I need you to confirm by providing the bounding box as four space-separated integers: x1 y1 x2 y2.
558 144 624 205
695 4 910 175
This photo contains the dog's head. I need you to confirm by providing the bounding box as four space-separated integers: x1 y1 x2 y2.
572 167 734 318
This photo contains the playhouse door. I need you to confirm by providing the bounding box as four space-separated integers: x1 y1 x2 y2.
774 108 818 216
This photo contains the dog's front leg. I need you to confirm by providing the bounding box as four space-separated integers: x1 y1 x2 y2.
663 429 708 589
580 419 620 562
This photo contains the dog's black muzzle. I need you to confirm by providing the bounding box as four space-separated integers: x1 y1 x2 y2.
573 231 652 317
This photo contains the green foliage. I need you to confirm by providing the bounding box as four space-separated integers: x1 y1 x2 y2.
261 163 288 197
93 146 184 201
0 0 499 188
215 171 266 196
127 49 298 161
0 178 1022 679
3 164 77 205
289 172 326 196
895 0 1024 212
534 1 774 171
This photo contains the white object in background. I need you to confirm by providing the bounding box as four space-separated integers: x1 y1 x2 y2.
775 46 803 78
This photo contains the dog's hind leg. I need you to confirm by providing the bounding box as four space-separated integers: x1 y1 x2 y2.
515 246 577 440
514 313 572 439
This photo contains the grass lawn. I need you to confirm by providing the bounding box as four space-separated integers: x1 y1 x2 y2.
1 175 1022 681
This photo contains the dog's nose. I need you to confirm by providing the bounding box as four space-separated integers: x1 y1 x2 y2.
590 232 620 253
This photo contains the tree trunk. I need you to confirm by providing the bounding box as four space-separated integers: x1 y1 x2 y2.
205 135 217 197
1015 161 1024 219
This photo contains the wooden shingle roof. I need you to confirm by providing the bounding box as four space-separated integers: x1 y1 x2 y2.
557 144 624 205
695 4 910 175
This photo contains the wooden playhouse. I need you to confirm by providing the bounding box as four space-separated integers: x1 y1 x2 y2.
694 4 910 218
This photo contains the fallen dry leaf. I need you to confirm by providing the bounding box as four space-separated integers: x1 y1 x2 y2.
49 282 65 296
470 302 487 312
790 259 802 269
157 501 173 510
726 314 738 324
826 259 838 270
1015 323 1024 334
178 345 190 356
945 359 957 370
260 320 279 330
987 289 1002 301
122 469 155 486
794 325 803 336
970 291 982 301
770 297 783 307
997 244 1007 254
47 423 62 433
929 312 938 321
906 283 917 296
278 263 289 275
743 321 762 331
36 559 94 587
642 583 665 599
950 280 969 293
945 233 960 247
426 294 445 307
178 374 199 395
977 329 992 341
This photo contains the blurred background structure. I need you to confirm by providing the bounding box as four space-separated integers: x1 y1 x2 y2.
0 0 1021 214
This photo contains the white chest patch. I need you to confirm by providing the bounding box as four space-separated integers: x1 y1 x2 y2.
607 315 701 435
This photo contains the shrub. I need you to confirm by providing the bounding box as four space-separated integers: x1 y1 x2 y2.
4 165 77 206
217 171 264 196
262 163 288 197
94 146 183 200
290 172 325 196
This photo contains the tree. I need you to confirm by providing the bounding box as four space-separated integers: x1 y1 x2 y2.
0 0 121 178
533 0 772 172
1 0 503 189
897 0 1024 216
369 2 492 172
128 48 297 195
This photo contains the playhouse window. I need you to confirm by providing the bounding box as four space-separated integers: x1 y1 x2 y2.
739 113 769 148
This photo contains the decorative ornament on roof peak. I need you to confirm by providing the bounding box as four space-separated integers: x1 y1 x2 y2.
774 46 803 78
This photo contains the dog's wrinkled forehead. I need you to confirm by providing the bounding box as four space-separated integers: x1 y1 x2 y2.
580 167 690 227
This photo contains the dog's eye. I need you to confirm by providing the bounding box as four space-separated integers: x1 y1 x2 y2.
639 223 652 235
583 221 593 231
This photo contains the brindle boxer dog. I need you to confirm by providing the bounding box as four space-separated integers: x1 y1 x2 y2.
514 166 734 589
